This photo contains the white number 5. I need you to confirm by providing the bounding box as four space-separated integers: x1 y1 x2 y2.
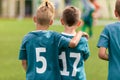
36 48 47 74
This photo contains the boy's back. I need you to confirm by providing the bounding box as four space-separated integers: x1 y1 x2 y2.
19 30 70 80
59 33 90 80
19 1 83 80
97 22 120 80
59 6 90 80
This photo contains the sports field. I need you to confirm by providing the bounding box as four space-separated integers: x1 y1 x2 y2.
0 18 115 80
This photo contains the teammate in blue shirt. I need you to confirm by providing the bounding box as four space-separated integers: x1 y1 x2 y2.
97 0 120 80
19 1 84 80
59 6 90 80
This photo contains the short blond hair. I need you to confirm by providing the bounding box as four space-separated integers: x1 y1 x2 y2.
36 0 55 26
62 6 81 27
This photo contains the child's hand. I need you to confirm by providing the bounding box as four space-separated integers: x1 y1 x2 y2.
82 32 89 39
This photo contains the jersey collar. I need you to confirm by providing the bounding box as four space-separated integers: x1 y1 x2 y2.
32 30 47 32
61 32 75 36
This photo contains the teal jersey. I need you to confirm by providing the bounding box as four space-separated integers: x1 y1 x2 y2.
97 22 120 80
59 33 90 80
19 30 70 80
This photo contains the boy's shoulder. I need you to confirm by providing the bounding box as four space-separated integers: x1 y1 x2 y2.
104 22 120 31
106 22 120 27
25 30 61 40
61 32 88 43
80 36 88 43
28 30 59 36
22 32 37 42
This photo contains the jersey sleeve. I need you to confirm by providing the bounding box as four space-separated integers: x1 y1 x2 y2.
97 26 109 48
19 35 28 60
55 32 71 48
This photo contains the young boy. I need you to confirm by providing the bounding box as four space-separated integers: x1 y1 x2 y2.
97 0 120 80
19 1 84 80
59 6 90 80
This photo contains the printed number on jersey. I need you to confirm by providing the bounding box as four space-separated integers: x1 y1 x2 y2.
59 52 81 76
36 47 47 73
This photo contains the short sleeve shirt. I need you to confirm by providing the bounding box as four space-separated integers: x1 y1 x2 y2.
59 32 90 80
97 22 120 80
19 30 71 80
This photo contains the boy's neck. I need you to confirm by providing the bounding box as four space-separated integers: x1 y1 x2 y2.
36 24 49 30
63 26 77 35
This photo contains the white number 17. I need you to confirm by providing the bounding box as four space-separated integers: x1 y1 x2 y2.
59 52 80 76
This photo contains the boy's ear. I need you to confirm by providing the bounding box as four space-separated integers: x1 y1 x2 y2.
76 20 81 26
115 10 118 17
33 16 37 23
61 19 64 25
49 20 53 25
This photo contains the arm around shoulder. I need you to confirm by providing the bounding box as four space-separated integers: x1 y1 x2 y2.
69 31 83 48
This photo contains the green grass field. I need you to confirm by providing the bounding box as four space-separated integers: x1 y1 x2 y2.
0 18 110 80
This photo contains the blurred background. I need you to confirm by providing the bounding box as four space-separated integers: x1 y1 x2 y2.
0 0 116 19
0 0 117 80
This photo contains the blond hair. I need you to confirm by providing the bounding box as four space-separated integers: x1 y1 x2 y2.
36 0 55 26
62 6 80 27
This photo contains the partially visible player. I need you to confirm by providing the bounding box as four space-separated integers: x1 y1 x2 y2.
18 0 84 80
64 0 71 6
59 6 90 80
81 0 99 37
97 0 120 80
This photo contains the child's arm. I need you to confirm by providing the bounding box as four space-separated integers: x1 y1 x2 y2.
98 47 109 61
21 60 27 71
69 31 84 48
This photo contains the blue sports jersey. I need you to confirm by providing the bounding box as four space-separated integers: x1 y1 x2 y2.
59 32 90 80
97 22 120 80
19 30 71 80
